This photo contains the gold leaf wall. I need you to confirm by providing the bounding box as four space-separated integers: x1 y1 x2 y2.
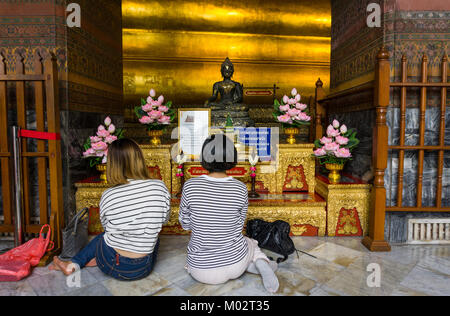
122 0 331 107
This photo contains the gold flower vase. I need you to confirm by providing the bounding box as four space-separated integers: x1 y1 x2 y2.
96 164 107 184
148 130 164 146
325 163 344 184
284 127 299 144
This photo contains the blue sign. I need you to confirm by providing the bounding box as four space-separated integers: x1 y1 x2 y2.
236 127 271 160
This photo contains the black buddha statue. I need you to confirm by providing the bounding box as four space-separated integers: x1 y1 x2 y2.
205 57 254 127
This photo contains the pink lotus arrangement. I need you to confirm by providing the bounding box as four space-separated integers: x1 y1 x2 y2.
313 119 359 165
273 88 311 128
135 89 175 131
82 117 124 167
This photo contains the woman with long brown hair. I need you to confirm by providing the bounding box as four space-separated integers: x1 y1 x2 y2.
51 138 171 281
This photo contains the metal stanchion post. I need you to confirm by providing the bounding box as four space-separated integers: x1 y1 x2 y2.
12 126 24 247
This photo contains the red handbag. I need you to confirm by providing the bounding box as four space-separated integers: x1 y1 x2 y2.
0 224 54 282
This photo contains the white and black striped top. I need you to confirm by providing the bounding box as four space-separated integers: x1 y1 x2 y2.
99 179 171 254
179 175 249 270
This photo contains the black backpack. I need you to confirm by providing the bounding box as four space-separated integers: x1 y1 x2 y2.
246 219 316 263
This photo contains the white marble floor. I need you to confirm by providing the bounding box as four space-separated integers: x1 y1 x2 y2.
1 236 449 296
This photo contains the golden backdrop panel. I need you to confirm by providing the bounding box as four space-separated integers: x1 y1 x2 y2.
123 60 330 106
123 29 331 64
122 0 331 37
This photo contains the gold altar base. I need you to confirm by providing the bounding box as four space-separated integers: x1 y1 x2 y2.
315 174 371 237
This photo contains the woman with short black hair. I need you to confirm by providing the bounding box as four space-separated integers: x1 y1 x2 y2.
179 134 279 293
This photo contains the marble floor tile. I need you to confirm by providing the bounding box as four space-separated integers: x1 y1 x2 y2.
399 265 450 296
0 280 37 296
27 269 98 296
320 253 416 297
417 255 450 276
373 245 450 266
307 242 364 267
292 237 326 252
153 252 189 284
275 268 318 296
309 285 340 296
102 272 170 296
174 273 247 296
65 282 113 296
151 284 192 296
390 285 429 296
280 254 346 284
325 237 370 253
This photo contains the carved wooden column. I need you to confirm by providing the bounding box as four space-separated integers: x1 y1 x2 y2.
362 47 391 252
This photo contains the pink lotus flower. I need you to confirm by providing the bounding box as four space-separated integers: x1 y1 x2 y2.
158 115 171 124
320 137 333 144
158 95 164 104
149 110 162 120
98 125 106 131
340 125 348 134
279 104 290 112
91 141 108 152
314 148 326 156
282 95 289 104
142 104 153 112
324 142 340 152
147 96 154 104
151 100 160 107
108 124 116 134
149 89 156 97
335 135 349 145
298 112 311 121
288 108 301 117
104 117 112 126
97 129 110 138
83 148 95 157
278 114 292 123
288 98 296 105
90 136 101 143
251 173 256 178
327 125 340 138
334 148 352 158
296 103 307 111
295 94 301 102
291 88 298 97
105 135 118 144
139 116 154 124
332 119 340 129
158 106 169 113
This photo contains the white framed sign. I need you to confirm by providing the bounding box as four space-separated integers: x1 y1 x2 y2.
178 108 211 158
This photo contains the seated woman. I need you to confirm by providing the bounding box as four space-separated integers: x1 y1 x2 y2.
51 138 171 281
179 134 279 293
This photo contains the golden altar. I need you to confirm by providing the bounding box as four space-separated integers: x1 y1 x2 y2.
75 143 370 237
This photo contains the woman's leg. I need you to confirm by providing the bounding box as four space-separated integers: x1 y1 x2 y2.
50 233 105 275
244 238 279 293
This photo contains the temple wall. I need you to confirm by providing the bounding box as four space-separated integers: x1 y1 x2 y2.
329 0 450 242
0 0 123 220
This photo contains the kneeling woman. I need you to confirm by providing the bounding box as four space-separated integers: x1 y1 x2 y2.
51 138 171 281
179 134 279 293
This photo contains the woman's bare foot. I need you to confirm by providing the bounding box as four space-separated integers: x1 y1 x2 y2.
52 256 76 276
86 258 97 267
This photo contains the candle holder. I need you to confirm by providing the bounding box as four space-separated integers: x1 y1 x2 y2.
175 153 187 198
248 152 260 199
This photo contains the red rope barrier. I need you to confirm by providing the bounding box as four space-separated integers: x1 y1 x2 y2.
19 129 61 140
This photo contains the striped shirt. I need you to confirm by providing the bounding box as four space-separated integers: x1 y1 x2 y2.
179 175 249 270
99 179 171 254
